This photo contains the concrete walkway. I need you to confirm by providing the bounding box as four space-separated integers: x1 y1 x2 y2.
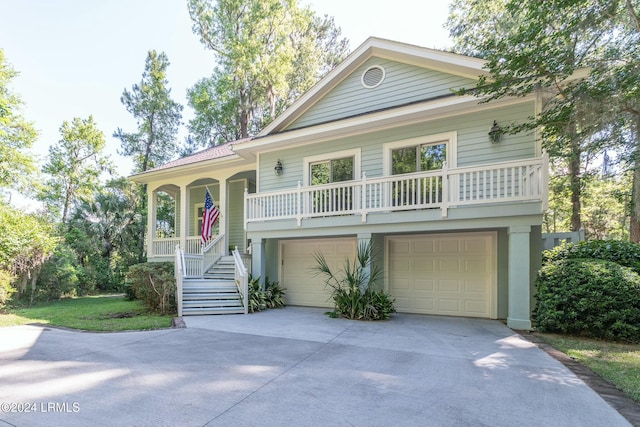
0 307 632 427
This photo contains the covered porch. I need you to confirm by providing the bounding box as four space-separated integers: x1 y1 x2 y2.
147 171 255 260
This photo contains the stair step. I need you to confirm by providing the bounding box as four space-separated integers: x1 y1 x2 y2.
183 293 240 300
183 307 245 315
183 284 237 291
183 299 242 308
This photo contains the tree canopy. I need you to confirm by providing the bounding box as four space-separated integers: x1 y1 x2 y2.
0 49 37 193
40 115 112 224
114 50 183 173
186 0 349 147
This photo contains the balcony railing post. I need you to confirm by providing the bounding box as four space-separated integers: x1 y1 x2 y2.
441 161 449 218
296 181 303 226
361 172 368 223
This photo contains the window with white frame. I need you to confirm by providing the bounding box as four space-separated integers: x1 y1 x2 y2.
384 132 457 207
304 149 361 214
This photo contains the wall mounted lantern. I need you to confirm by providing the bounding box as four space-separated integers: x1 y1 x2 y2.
489 120 502 144
274 159 283 176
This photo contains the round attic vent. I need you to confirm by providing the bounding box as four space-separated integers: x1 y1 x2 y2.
361 65 385 89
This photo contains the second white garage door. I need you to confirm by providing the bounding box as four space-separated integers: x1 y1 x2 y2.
281 237 357 307
387 232 496 318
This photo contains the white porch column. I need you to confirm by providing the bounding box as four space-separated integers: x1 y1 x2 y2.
250 238 266 283
219 176 228 253
507 226 532 330
147 186 156 259
179 184 188 252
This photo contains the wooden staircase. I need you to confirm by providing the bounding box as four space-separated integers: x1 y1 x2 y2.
182 256 244 315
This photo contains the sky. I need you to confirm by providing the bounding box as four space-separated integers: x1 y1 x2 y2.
1 0 453 207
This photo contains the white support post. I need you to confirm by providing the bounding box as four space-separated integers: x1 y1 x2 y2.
179 184 188 255
147 187 156 258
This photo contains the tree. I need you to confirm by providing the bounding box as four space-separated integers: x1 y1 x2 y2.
65 178 143 291
114 50 183 173
0 49 37 193
446 0 640 236
40 116 111 224
0 202 57 302
186 0 349 147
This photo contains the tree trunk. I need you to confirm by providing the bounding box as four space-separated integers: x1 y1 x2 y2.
569 137 582 232
239 88 249 138
630 115 640 242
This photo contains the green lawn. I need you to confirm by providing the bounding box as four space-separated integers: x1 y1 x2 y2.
537 333 640 402
0 295 174 331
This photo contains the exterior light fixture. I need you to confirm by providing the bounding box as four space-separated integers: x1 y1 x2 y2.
274 159 283 176
489 120 502 144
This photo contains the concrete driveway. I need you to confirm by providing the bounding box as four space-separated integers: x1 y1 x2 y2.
0 307 631 427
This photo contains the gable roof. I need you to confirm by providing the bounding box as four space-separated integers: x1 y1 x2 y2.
258 37 487 136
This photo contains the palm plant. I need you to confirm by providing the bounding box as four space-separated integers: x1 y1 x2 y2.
313 241 395 320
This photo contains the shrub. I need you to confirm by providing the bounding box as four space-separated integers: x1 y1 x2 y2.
534 258 640 342
543 240 640 274
33 243 79 301
313 241 396 321
0 270 15 309
264 277 286 309
125 262 175 315
247 275 266 313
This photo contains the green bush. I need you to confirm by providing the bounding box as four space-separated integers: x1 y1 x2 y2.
246 275 286 313
264 277 286 309
0 270 15 308
313 241 396 321
247 276 266 313
33 243 79 301
543 240 640 274
125 262 175 315
534 258 640 341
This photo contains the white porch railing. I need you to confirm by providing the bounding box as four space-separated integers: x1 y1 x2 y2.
232 246 249 315
245 155 548 227
152 235 220 257
174 244 184 317
154 238 180 257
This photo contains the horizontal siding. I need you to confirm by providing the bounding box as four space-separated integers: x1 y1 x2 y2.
228 180 246 252
288 57 477 130
259 101 537 193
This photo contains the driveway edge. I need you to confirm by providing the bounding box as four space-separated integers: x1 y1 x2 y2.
518 330 640 427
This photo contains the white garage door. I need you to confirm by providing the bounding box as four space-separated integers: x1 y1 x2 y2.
387 232 496 318
281 238 357 307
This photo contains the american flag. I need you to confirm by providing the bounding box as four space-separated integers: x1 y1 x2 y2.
201 189 220 244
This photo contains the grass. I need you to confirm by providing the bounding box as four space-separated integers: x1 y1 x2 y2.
0 294 174 331
537 332 640 403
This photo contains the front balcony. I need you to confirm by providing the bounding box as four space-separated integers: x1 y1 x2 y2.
245 155 548 228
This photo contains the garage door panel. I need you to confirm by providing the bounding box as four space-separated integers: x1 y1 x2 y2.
414 279 435 292
465 238 488 253
439 240 460 253
388 232 495 318
414 240 436 254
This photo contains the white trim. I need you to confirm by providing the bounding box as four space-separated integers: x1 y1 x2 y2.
383 131 457 176
303 148 361 186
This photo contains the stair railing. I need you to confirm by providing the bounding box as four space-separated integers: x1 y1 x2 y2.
232 246 249 315
174 244 185 317
202 234 226 276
